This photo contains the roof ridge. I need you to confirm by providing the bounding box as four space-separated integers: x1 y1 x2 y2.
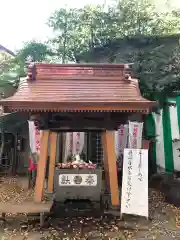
27 63 128 82
0 63 155 113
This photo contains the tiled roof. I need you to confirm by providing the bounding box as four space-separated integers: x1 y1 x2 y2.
0 63 155 112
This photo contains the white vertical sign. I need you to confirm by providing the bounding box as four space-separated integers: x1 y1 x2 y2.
28 121 36 154
121 148 148 218
128 122 143 149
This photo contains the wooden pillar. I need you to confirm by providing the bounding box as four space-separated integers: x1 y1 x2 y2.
47 132 57 193
34 130 49 202
103 131 120 207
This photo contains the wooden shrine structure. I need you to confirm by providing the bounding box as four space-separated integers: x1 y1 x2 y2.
0 63 155 207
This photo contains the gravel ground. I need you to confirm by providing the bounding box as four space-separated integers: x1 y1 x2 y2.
0 176 34 204
0 177 180 239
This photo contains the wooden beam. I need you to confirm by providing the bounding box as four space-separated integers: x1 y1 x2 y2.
34 130 49 202
48 121 120 129
47 132 57 193
103 131 120 207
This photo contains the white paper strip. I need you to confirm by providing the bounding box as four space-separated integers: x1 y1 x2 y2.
72 132 85 155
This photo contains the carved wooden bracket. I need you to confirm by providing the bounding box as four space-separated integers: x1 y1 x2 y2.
27 63 36 81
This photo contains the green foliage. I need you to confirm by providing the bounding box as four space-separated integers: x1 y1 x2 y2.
16 41 54 63
115 0 180 36
47 0 180 105
0 41 54 98
132 38 180 103
85 35 180 107
48 8 81 62
48 5 112 62
0 53 20 86
48 0 180 61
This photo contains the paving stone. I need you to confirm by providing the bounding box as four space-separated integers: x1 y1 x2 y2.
104 231 126 239
27 232 43 240
10 236 25 240
157 236 175 240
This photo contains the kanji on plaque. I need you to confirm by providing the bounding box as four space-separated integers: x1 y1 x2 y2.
85 175 95 185
60 175 71 185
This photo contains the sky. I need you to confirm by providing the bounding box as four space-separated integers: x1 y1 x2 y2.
0 0 179 52
0 0 108 52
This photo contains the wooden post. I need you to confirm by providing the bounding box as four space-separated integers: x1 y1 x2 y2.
34 130 49 202
103 131 120 207
47 132 57 193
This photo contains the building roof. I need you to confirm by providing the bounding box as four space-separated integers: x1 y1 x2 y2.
0 63 155 113
0 45 15 56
